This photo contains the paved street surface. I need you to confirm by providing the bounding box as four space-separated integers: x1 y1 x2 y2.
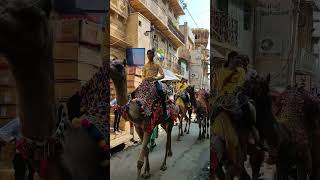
110 122 210 180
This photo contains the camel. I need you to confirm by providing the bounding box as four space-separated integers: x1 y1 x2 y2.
0 0 109 179
110 60 175 180
243 77 320 180
174 88 192 140
188 87 209 140
210 75 274 180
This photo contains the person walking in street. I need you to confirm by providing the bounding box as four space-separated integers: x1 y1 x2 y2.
111 99 121 134
142 49 166 151
0 117 35 180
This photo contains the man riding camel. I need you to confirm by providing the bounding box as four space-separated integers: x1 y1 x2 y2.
142 49 166 151
176 78 191 108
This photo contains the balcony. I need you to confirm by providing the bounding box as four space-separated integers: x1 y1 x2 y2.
295 49 317 74
110 19 132 48
129 0 184 48
211 9 238 51
110 0 129 18
129 0 167 29
167 19 185 43
169 0 185 16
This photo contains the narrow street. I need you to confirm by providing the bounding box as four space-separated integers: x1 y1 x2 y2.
110 122 210 180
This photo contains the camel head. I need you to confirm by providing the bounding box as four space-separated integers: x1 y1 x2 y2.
0 0 52 62
127 100 144 124
186 85 195 96
110 59 127 82
242 74 272 117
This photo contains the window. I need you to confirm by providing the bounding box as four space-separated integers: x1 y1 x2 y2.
243 3 251 31
138 20 142 26
217 0 228 12
153 36 158 49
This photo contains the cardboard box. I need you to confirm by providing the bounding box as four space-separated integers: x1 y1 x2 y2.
53 19 103 45
0 87 17 104
127 66 142 76
53 43 102 67
0 105 17 118
55 81 81 99
0 70 16 87
127 75 142 81
127 80 141 88
54 61 99 81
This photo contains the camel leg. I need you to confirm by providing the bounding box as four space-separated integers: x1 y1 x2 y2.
198 115 202 140
161 123 172 170
202 116 206 139
141 146 150 179
177 115 182 141
206 116 209 139
135 128 149 180
187 111 191 134
250 147 264 180
181 115 184 137
184 112 188 133
165 122 173 157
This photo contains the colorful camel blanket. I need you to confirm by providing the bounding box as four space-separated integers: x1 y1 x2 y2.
211 111 240 164
133 79 169 116
78 60 109 152
276 89 309 146
144 101 176 133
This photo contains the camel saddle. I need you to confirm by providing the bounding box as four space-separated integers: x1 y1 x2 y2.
212 93 249 118
175 91 190 105
132 79 169 117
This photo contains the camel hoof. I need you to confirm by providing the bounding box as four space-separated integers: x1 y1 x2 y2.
168 151 173 157
160 165 167 171
184 129 187 133
187 131 190 134
141 172 151 179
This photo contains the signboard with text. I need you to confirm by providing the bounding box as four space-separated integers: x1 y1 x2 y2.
256 0 293 58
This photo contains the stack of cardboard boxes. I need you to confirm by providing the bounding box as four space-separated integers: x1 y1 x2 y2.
53 19 103 99
110 66 142 145
0 58 17 127
110 66 143 100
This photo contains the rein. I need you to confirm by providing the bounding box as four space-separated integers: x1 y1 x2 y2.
16 104 68 177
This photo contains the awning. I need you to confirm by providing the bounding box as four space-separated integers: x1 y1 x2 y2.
160 69 181 81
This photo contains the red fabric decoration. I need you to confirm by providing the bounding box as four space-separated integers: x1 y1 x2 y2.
211 148 218 180
39 159 48 177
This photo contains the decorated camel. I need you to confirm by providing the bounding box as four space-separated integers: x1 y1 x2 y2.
271 86 320 180
210 75 270 180
110 60 175 180
0 0 109 179
188 87 209 140
174 86 193 140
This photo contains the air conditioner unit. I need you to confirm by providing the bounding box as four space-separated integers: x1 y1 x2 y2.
190 73 199 79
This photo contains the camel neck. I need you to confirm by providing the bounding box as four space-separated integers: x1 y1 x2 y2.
113 79 128 106
13 58 55 141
